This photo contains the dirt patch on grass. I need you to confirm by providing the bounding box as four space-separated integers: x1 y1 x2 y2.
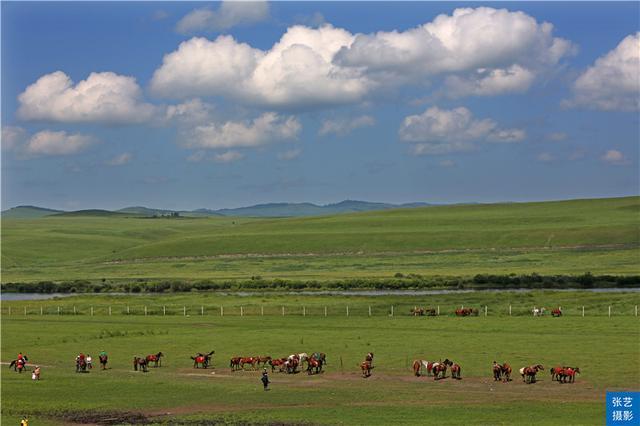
55 410 150 425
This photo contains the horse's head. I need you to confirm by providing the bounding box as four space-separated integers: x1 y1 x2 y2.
536 364 544 371
157 352 164 358
574 367 581 374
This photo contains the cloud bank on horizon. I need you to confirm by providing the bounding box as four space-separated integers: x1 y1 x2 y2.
2 2 638 209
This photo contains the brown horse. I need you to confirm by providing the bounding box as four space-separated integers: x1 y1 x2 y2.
361 360 373 377
99 354 108 370
410 307 425 316
192 351 215 369
230 357 242 371
492 362 502 381
501 363 512 382
412 360 422 377
240 357 257 370
9 358 27 373
365 352 374 363
557 367 580 383
432 359 451 380
551 308 562 317
550 366 563 381
285 356 299 374
255 356 272 368
450 362 462 380
146 352 163 368
268 358 287 372
307 357 323 375
133 356 148 372
455 308 478 316
520 364 544 383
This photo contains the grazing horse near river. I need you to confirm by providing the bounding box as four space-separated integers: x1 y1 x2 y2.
520 364 544 383
191 351 215 369
146 352 163 368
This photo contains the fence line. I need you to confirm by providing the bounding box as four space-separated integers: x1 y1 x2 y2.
2 304 638 317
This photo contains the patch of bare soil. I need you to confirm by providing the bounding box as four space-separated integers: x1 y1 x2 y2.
56 410 150 425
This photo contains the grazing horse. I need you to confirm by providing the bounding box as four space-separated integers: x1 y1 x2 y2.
520 364 544 383
413 360 434 377
501 363 512 382
146 352 163 368
450 362 462 380
285 356 299 374
230 357 242 371
192 351 215 369
307 357 323 375
99 355 108 370
255 356 272 368
550 366 563 381
410 307 425 316
455 308 478 317
492 362 502 381
551 308 562 317
133 356 148 372
240 357 257 370
360 360 373 378
268 358 286 372
432 359 452 380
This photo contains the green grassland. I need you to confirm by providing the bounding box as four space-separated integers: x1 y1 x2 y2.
2 292 639 425
2 197 639 283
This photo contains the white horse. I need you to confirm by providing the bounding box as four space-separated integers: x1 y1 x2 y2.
532 307 546 317
296 353 309 363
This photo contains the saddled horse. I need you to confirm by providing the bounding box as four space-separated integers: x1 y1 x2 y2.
551 308 562 317
192 351 215 369
230 357 242 371
99 355 108 370
360 360 373 378
311 352 326 366
450 362 462 380
146 352 163 368
557 367 580 383
432 359 452 380
520 364 544 383
133 356 148 372
306 357 323 375
76 356 88 373
9 357 27 373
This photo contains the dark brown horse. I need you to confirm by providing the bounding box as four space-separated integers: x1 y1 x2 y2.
492 362 502 381
268 358 287 372
307 357 323 375
133 356 148 372
9 358 27 373
146 352 163 368
455 308 478 316
99 354 108 370
192 351 215 368
230 357 242 371
360 360 373 377
520 364 544 383
255 356 272 368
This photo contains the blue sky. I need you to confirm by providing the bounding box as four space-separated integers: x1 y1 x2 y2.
2 2 638 210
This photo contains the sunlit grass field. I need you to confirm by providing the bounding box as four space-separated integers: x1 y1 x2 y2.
2 196 639 282
2 292 639 425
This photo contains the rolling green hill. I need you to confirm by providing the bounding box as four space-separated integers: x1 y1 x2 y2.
0 205 62 219
1 196 638 282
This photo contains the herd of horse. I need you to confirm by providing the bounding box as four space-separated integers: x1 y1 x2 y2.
9 350 579 385
230 352 327 375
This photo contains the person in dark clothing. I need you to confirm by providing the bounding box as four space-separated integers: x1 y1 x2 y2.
261 368 270 391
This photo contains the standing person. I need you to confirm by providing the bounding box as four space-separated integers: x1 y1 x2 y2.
20 416 29 426
261 368 270 391
32 366 41 381
87 355 93 369
99 350 108 370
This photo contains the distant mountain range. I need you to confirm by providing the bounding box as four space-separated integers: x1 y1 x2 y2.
2 200 435 219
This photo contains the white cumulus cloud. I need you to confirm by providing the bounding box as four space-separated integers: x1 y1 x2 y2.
213 150 244 163
567 33 640 111
18 71 157 124
601 149 629 165
183 112 301 149
1 126 27 151
399 106 525 155
176 1 269 34
106 152 132 166
24 130 93 156
319 115 375 136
